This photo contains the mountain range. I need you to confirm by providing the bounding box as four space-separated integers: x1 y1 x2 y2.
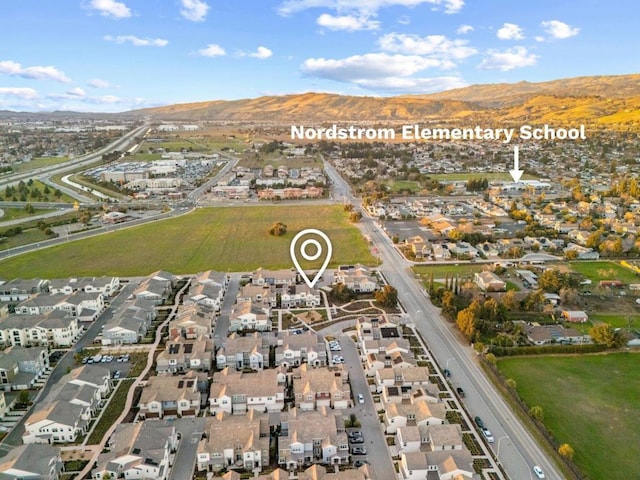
132 73 640 127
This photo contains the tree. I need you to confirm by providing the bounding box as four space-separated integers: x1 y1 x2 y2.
529 405 544 422
589 323 623 348
484 352 496 365
505 378 517 390
331 283 355 302
24 203 35 214
501 290 518 311
349 211 362 223
558 443 575 460
268 222 287 236
456 308 476 340
18 390 30 406
343 203 354 212
375 285 398 308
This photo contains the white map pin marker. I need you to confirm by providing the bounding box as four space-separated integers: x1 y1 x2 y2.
290 229 333 288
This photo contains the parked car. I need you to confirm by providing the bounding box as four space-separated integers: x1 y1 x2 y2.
456 387 465 398
350 436 364 444
443 368 451 377
533 466 545 479
348 431 363 439
357 394 365 404
113 370 121 379
482 428 495 443
351 446 367 455
474 416 484 429
354 460 368 467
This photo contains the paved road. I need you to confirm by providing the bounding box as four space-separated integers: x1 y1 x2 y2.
337 334 396 480
323 159 564 480
170 417 206 479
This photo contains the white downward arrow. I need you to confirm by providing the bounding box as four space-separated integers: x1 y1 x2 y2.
509 145 524 183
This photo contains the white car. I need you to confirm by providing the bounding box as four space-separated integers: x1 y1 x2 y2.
533 466 545 479
357 394 365 404
482 428 494 443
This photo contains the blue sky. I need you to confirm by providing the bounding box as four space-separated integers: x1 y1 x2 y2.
0 0 637 112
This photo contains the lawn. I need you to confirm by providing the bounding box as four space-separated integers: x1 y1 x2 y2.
0 205 375 277
569 261 640 284
413 264 485 280
12 156 70 172
426 172 537 181
383 180 422 193
589 313 640 329
0 206 55 222
86 379 134 445
497 353 640 480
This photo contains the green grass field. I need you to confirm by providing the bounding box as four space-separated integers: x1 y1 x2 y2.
12 156 70 172
0 205 375 277
589 313 640 328
426 172 537 181
413 264 485 279
383 180 422 193
498 353 640 480
0 207 55 222
569 261 640 284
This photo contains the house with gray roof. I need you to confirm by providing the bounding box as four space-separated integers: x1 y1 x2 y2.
0 346 49 391
92 420 178 480
0 278 49 302
48 276 120 297
156 335 213 374
0 310 80 348
0 443 63 479
23 400 90 444
102 301 155 345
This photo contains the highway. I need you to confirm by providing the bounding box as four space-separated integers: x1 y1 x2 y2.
0 123 150 190
323 159 565 480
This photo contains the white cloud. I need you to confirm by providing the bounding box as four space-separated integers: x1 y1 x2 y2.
67 87 86 97
88 78 113 88
198 44 226 57
397 15 410 25
456 24 473 34
86 0 131 19
378 33 477 60
180 0 210 22
278 0 464 17
535 36 545 42
104 35 168 47
249 46 273 59
497 23 524 40
302 53 449 83
0 87 39 100
541 20 580 39
355 75 467 92
478 46 538 71
316 13 380 31
0 60 71 83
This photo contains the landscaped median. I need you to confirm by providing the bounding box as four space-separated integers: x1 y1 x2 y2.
86 379 135 445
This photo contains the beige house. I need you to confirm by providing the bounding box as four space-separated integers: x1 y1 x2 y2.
396 423 463 454
292 364 351 410
384 398 447 434
278 407 350 469
197 410 270 474
474 271 506 292
399 450 474 480
229 300 271 332
138 371 202 419
168 305 213 339
156 335 213 373
209 367 286 415
275 331 328 368
216 332 269 371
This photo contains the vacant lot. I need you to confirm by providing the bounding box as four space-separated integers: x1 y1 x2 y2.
498 353 640 480
383 180 422 193
0 205 375 277
569 261 640 284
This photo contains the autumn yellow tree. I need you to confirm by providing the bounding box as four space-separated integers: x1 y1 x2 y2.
558 443 575 460
456 308 476 340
